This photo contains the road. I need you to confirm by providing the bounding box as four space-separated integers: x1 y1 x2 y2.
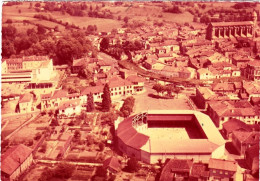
36 159 102 167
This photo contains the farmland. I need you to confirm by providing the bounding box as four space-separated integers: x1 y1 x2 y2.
2 2 196 34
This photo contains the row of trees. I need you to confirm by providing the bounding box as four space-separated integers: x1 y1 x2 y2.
152 84 181 98
39 163 75 181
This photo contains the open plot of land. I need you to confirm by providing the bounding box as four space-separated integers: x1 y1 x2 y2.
133 86 192 114
21 164 46 181
1 114 33 139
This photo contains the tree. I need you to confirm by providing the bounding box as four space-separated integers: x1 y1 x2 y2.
78 65 93 80
193 16 198 22
50 118 59 126
119 96 135 117
35 2 41 8
95 166 107 177
38 167 53 181
125 157 140 173
37 25 46 34
87 93 95 112
6 19 12 24
102 83 111 112
2 39 16 58
99 142 105 151
2 25 17 38
100 37 110 51
152 84 163 96
174 87 181 98
74 130 81 140
53 163 75 179
123 16 129 24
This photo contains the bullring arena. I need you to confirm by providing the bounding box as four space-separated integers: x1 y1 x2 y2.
115 110 225 164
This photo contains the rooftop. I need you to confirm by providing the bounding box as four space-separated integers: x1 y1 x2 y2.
209 158 237 172
1 144 33 176
117 110 225 154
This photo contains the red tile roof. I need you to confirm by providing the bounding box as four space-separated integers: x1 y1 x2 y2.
81 86 104 95
23 56 49 61
59 99 81 110
103 157 121 172
209 158 237 172
160 159 193 181
248 60 260 67
222 118 251 135
1 144 33 176
190 163 209 178
126 75 145 83
117 116 149 150
108 77 133 88
51 90 68 99
19 93 33 103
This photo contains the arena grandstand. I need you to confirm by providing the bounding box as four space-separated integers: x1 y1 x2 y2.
116 110 225 164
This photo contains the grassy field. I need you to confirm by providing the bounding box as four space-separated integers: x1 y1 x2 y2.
2 2 195 33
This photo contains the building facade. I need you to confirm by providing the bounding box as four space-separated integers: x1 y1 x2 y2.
206 12 257 40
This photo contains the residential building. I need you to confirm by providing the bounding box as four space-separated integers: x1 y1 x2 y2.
222 118 252 139
1 144 33 181
208 158 237 180
232 131 259 156
126 75 145 93
58 99 82 118
103 157 121 175
159 159 193 181
245 60 260 81
245 144 259 177
18 93 34 113
207 100 260 129
189 162 209 181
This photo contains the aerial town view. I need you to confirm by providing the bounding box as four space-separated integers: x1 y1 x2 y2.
1 1 260 181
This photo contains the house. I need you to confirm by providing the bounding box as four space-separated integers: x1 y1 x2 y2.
103 157 121 175
119 69 137 79
222 118 252 139
41 90 68 111
245 60 260 81
207 100 260 129
81 86 104 103
197 68 214 80
212 82 235 94
143 55 158 70
1 144 33 181
208 158 237 181
232 55 251 69
126 75 145 93
232 131 259 156
195 87 219 109
189 162 209 181
245 144 259 177
18 93 34 113
108 77 134 98
71 57 89 74
242 81 260 101
159 159 193 181
58 99 82 118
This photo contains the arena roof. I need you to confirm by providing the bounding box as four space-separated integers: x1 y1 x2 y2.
117 110 225 154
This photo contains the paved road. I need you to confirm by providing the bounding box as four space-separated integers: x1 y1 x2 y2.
37 159 102 166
